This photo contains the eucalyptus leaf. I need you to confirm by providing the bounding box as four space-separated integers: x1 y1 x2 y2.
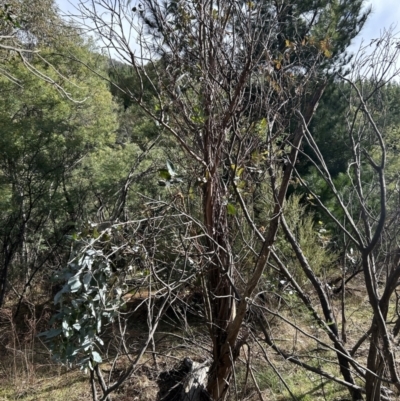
71 299 80 309
92 293 100 302
92 351 102 363
38 328 62 339
95 336 104 346
62 320 70 330
83 272 92 291
68 276 82 292
73 323 81 331
166 160 176 176
98 288 106 303
81 335 92 348
54 284 70 304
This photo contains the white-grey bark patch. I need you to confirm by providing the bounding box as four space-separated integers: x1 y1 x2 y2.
181 358 209 401
157 358 210 401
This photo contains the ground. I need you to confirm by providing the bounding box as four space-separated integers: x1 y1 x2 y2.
0 274 381 401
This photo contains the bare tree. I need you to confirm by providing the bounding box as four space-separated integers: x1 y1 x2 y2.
61 1 400 401
299 31 400 401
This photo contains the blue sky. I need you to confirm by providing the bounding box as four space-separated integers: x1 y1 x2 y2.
56 0 79 16
56 0 399 51
353 1 400 46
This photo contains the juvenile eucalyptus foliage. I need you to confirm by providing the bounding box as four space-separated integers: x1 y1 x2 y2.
40 237 125 370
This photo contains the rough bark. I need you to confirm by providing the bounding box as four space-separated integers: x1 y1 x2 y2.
158 358 210 401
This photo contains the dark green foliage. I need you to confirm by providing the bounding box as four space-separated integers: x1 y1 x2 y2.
301 81 352 176
0 13 118 306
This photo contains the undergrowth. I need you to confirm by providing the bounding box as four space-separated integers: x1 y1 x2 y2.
0 278 375 401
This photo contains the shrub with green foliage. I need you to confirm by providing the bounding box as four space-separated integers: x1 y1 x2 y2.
40 235 125 370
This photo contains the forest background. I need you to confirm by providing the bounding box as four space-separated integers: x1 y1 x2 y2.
1 1 400 401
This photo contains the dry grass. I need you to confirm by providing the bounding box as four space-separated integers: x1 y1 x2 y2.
0 370 89 401
0 276 388 401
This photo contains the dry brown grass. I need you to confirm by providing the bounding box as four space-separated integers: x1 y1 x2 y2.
0 277 385 401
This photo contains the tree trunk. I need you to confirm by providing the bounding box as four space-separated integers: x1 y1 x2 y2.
202 162 237 401
365 327 382 401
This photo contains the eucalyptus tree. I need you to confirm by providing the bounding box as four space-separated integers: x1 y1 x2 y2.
66 1 372 400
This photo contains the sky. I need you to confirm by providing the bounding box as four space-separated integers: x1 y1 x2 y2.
353 0 400 46
56 0 399 52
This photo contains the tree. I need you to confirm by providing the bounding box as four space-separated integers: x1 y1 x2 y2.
0 34 117 308
61 1 373 400
0 0 87 100
291 30 400 401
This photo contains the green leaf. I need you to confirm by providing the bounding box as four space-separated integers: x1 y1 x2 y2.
62 319 69 329
227 203 236 215
73 323 81 331
38 328 62 339
54 284 69 304
71 299 80 309
166 160 176 176
83 272 92 291
236 167 244 177
68 276 82 292
95 335 104 346
92 351 102 363
159 169 171 180
65 221 77 227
